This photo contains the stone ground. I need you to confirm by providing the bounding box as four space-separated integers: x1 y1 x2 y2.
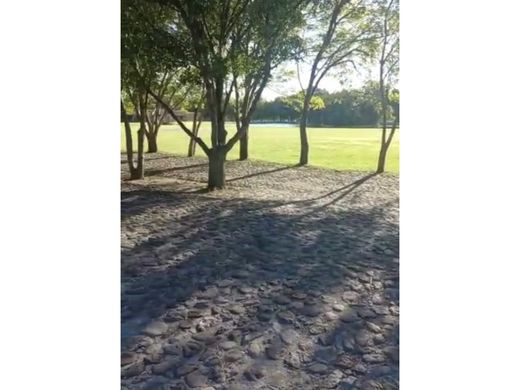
121 154 399 390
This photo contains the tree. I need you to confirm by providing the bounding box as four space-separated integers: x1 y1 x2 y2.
297 0 376 165
148 0 308 190
121 0 186 166
282 92 325 121
121 98 145 180
374 0 399 173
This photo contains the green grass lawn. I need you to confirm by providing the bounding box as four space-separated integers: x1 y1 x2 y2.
121 122 399 172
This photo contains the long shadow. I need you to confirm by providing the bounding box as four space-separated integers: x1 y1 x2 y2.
145 163 208 177
121 182 399 388
227 164 299 182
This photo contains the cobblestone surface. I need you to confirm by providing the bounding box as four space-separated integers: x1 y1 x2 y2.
121 154 399 389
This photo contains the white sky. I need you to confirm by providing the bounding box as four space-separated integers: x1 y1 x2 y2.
261 60 379 101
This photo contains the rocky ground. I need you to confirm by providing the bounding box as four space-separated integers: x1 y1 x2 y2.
121 154 399 390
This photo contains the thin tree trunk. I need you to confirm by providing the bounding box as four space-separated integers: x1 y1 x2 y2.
121 100 140 179
207 146 226 190
239 125 249 160
376 141 388 173
188 108 202 157
299 96 311 165
136 127 145 179
377 116 398 173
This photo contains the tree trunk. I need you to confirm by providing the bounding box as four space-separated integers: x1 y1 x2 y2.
299 98 310 165
146 131 158 153
188 109 202 157
239 125 249 160
133 127 145 179
376 141 388 173
188 138 196 157
207 147 226 190
121 100 140 179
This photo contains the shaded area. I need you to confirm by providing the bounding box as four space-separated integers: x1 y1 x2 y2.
121 170 399 389
145 163 208 177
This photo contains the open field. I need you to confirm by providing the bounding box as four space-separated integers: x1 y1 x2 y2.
121 122 399 173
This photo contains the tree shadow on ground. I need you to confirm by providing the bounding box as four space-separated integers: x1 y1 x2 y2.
145 164 208 177
227 165 299 182
121 181 398 389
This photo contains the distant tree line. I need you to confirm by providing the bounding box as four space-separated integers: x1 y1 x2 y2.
253 81 398 127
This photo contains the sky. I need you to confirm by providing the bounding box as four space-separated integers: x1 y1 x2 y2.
261 60 379 101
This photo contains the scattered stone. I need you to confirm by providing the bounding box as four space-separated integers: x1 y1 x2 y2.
358 308 377 319
342 291 359 303
183 341 203 358
292 292 307 300
220 341 238 351
284 351 301 368
239 286 254 294
151 357 180 374
273 295 291 305
187 309 203 318
185 370 207 388
355 330 373 347
339 310 359 323
229 305 245 315
277 311 296 324
338 376 358 390
307 362 329 374
363 353 386 363
290 301 305 310
309 324 326 335
366 322 382 333
353 362 368 374
121 361 144 378
325 311 339 321
280 328 299 345
177 363 198 376
371 294 385 304
320 369 344 389
266 340 283 360
300 305 321 317
335 355 356 369
121 352 139 366
248 338 265 357
224 349 244 363
179 320 192 330
197 287 219 299
332 304 345 312
143 321 168 337
164 343 183 355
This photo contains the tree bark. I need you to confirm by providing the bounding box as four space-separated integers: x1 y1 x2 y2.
207 147 226 190
239 125 249 160
188 107 202 157
299 96 311 165
376 141 388 173
146 131 158 153
121 101 137 177
134 127 145 179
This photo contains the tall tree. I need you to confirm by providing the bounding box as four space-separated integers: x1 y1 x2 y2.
297 0 376 165
149 0 308 190
374 0 399 173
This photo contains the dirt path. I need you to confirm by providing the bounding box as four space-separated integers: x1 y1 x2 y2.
121 154 399 390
